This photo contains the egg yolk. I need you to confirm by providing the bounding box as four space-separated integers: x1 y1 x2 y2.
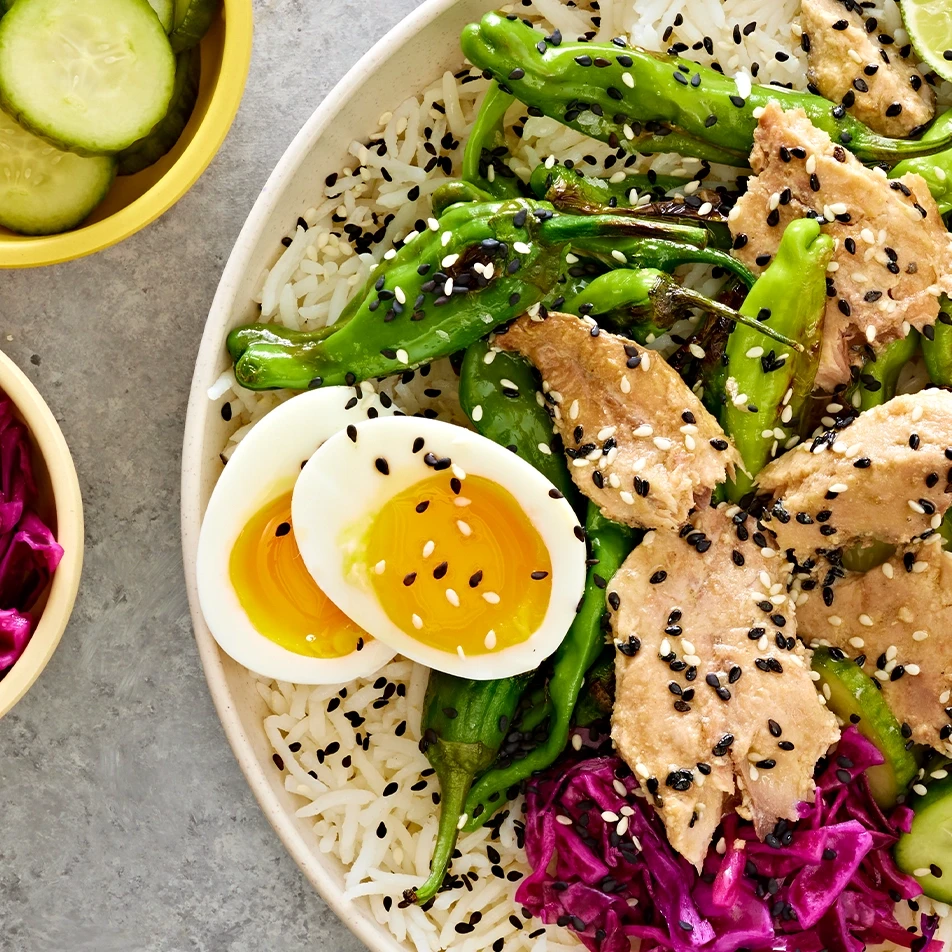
364 473 552 656
230 491 366 658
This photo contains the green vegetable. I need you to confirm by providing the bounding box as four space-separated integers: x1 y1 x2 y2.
811 648 917 808
461 504 637 831
462 81 522 200
409 671 531 904
529 161 733 249
169 0 218 52
458 339 583 516
561 267 797 347
118 46 201 176
571 647 615 728
841 540 897 573
228 197 719 391
923 298 952 387
848 331 921 412
148 0 174 30
0 110 115 235
0 0 177 155
461 12 952 168
890 109 952 214
721 218 834 501
569 234 756 287
895 767 952 900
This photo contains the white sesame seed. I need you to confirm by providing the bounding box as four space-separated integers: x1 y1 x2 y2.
859 614 873 627
874 670 889 682
762 547 776 559
932 769 950 780
471 405 483 423
620 376 631 394
608 473 621 489
611 249 628 264
881 562 894 579
641 353 651 371
745 346 764 360
513 241 532 255
569 399 580 420
684 654 701 666
913 630 928 641
635 762 650 779
653 437 673 451
913 866 932 877
396 348 409 364
452 464 466 481
732 393 748 407
912 404 924 422
913 786 929 799
427 218 439 232
601 810 620 823
828 616 842 627
913 561 929 573
886 645 898 662
483 591 500 604
633 424 654 437
412 613 423 630
758 635 769 651
866 325 877 343
537 442 552 455
571 732 583 751
572 458 589 468
769 593 786 605
749 766 760 782
441 253 459 268
905 664 921 676
768 192 781 211
620 490 635 505
616 816 630 836
829 483 849 494
422 540 435 558
684 180 700 195
556 815 573 826
622 71 635 88
454 497 471 507
908 500 926 515
698 201 713 216
805 155 817 175
457 645 466 660
688 343 706 359
485 629 496 650
483 350 496 365
384 249 397 260
374 560 387 575
446 588 460 607
942 690 951 704
441 231 453 247
457 521 471 537
444 277 454 296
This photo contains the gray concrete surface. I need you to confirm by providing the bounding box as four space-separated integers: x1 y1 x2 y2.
0 2 425 949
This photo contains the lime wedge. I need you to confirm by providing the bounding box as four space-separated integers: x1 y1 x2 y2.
901 0 952 83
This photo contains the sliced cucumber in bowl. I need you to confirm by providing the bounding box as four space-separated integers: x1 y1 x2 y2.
148 0 174 30
118 46 201 176
811 647 918 808
168 0 218 53
896 763 952 903
0 109 115 235
0 0 176 155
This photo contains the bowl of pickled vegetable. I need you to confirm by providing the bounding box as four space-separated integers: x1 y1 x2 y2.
0 0 253 269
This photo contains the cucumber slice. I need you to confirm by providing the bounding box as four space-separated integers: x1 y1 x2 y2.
148 0 173 30
117 46 199 175
811 647 918 807
0 0 176 155
0 109 115 234
896 772 952 902
168 0 217 53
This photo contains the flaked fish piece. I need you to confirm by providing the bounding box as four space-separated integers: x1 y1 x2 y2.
801 0 935 138
610 507 839 868
730 103 952 390
493 311 740 530
758 391 952 557
797 535 952 755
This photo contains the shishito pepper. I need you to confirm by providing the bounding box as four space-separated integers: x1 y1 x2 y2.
719 218 834 501
461 12 952 167
890 110 952 214
849 331 921 412
409 671 531 904
462 80 522 200
227 197 714 391
460 504 636 831
407 335 582 905
561 267 796 346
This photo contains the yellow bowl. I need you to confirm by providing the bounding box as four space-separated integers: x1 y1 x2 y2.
0 0 253 269
0 351 83 718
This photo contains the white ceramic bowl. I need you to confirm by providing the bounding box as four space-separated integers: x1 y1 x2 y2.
181 2 498 949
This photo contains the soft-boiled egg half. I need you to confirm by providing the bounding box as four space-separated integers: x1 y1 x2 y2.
292 416 587 680
197 387 398 683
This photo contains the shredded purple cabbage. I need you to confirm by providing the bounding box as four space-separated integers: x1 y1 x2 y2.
0 394 62 676
516 728 939 952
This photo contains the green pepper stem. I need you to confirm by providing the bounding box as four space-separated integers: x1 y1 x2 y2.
407 762 473 905
540 211 708 247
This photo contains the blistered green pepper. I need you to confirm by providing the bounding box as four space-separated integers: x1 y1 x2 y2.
721 218 834 501
228 197 714 391
849 331 921 412
923 299 952 387
409 671 530 904
458 338 583 516
462 80 522 200
461 12 952 168
461 505 636 831
562 267 797 348
529 161 733 248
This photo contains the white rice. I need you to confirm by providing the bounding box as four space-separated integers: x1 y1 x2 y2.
211 1 952 948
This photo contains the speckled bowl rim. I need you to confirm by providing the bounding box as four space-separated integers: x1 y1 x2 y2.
181 2 497 950
0 351 84 718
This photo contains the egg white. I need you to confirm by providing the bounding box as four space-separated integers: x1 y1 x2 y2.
197 386 397 684
291 416 587 680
